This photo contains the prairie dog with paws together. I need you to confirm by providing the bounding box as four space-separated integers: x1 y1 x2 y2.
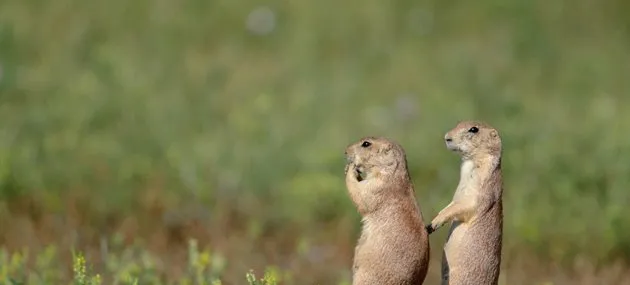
345 136 430 285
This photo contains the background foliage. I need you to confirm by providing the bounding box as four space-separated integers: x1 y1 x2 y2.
0 0 629 284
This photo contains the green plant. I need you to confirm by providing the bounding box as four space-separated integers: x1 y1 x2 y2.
72 252 102 285
245 268 280 285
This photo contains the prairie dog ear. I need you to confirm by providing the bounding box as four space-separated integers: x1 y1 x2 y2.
490 130 498 138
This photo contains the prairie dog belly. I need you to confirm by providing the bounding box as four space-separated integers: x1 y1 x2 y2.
444 221 470 271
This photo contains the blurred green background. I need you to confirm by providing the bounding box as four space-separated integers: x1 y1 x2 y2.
0 0 629 284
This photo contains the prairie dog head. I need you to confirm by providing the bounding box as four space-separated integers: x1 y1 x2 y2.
344 137 411 214
345 136 408 182
444 121 502 160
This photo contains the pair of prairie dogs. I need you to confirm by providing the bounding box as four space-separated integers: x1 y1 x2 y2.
344 120 503 285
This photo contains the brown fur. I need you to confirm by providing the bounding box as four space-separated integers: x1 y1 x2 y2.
344 136 430 285
427 121 504 285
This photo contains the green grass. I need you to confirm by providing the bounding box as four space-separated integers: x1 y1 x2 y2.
0 0 630 283
0 241 283 285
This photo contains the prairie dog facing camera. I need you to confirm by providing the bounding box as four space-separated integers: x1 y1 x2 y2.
345 136 430 285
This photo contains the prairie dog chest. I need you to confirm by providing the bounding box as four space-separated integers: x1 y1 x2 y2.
453 160 479 200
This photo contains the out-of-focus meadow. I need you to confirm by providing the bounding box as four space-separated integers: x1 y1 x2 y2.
0 0 629 284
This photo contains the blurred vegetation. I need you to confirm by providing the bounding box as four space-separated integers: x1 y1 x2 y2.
0 0 630 283
0 242 282 285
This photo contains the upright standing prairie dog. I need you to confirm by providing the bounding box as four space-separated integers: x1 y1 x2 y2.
427 121 504 285
344 136 430 285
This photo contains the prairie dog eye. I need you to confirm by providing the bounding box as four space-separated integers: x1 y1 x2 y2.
361 141 371 147
468 127 479 133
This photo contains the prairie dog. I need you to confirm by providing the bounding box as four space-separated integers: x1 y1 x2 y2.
427 121 503 285
344 136 430 285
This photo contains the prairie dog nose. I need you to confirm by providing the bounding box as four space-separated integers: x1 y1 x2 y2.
444 135 453 142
